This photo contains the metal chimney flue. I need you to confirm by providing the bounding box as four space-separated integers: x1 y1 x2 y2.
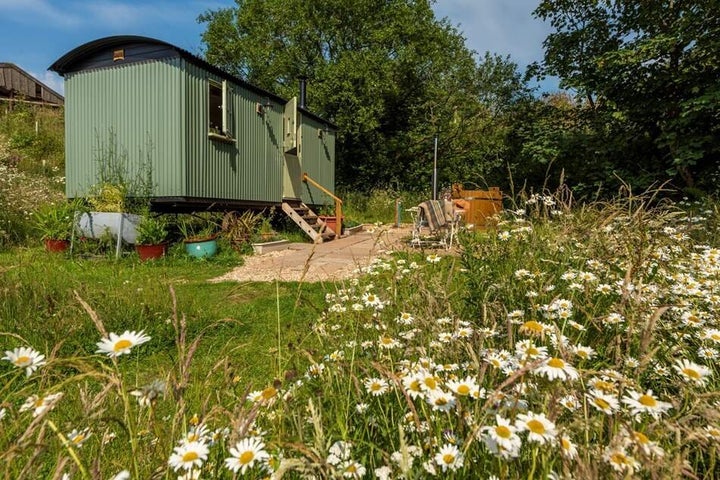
298 76 307 109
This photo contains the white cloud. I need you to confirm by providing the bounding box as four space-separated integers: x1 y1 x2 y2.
0 0 82 28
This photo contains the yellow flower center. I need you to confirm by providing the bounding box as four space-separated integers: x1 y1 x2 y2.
711 333 720 341
182 451 199 462
610 452 626 465
239 451 254 465
424 377 437 390
345 464 357 473
34 397 45 408
456 385 470 395
633 431 649 444
113 339 132 352
14 356 31 366
594 398 610 410
594 380 614 392
682 368 701 379
561 437 570 450
381 337 393 345
72 434 85 444
261 386 277 400
547 357 565 368
521 321 543 333
409 380 421 392
638 394 657 407
527 347 539 356
576 350 588 359
442 453 455 464
495 425 511 438
371 383 382 391
435 397 448 406
526 419 546 434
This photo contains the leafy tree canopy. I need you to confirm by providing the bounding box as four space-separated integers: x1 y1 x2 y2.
531 0 720 193
199 0 529 192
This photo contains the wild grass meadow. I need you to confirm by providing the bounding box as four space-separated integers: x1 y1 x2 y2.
2 178 720 478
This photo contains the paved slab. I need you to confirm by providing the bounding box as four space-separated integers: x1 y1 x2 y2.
211 224 414 283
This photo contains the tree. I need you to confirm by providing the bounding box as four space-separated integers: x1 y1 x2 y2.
198 0 529 192
531 0 720 194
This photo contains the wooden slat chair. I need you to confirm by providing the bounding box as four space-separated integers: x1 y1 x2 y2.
407 199 463 249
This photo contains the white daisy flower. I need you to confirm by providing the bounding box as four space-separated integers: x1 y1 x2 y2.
446 376 480 398
434 443 463 471
586 389 619 415
603 445 640 474
534 357 579 381
224 436 270 474
66 427 92 448
374 465 392 480
674 359 712 386
426 389 456 412
402 374 425 399
168 439 209 472
621 389 672 419
559 434 578 459
20 392 63 417
364 377 390 396
3 346 46 377
426 253 441 263
481 415 522 452
339 460 366 478
515 411 557 444
96 330 151 357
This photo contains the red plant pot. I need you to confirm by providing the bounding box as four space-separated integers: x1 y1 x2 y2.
44 238 70 253
135 243 168 261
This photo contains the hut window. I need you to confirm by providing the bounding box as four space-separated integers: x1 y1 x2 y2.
209 80 229 136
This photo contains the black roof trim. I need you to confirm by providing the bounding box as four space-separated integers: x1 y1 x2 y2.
49 35 336 129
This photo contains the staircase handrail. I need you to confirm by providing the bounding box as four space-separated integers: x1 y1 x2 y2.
302 173 342 236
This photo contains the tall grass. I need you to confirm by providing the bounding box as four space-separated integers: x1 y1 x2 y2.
2 191 719 478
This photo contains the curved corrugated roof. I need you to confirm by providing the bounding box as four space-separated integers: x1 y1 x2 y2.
49 35 336 128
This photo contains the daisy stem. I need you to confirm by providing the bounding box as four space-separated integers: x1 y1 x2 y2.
46 419 90 480
528 445 538 479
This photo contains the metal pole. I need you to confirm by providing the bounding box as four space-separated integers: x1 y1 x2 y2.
432 134 438 201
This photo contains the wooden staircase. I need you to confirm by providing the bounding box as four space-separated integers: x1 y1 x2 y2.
282 200 336 243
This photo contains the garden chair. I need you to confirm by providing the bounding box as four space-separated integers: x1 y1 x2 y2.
408 199 463 249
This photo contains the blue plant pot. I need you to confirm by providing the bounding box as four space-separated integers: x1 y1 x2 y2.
184 238 218 258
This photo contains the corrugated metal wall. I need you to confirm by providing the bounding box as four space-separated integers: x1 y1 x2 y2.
64 59 184 197
183 61 283 203
299 114 336 206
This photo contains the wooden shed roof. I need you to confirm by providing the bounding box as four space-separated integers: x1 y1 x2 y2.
0 62 64 105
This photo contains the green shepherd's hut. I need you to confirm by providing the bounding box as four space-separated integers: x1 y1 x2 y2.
50 36 339 240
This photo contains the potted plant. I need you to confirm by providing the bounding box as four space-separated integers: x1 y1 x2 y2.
179 212 221 258
35 200 79 252
135 213 169 261
221 210 262 251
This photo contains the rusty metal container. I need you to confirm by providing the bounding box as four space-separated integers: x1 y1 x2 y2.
452 185 502 226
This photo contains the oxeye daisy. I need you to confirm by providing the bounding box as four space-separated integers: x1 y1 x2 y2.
426 389 456 412
434 443 463 471
3 346 46 377
559 434 578 460
603 446 640 474
168 439 209 472
446 376 479 398
224 436 270 474
378 335 401 349
402 374 425 399
586 389 619 415
20 392 63 417
248 385 279 404
66 427 92 448
534 357 579 381
515 411 557 444
621 389 672 419
673 359 712 386
339 460 366 478
630 430 665 458
701 328 720 343
363 377 389 396
481 415 522 451
519 320 548 336
96 330 151 357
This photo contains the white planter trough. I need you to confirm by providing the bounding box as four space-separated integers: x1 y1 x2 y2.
251 239 290 255
75 212 142 258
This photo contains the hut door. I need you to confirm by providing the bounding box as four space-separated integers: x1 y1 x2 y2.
283 97 302 198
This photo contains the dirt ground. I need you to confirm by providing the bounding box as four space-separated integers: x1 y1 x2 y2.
211 225 415 283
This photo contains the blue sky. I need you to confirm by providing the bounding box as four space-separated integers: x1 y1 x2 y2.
0 0 557 96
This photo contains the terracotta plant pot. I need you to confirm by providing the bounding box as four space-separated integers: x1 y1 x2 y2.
44 238 70 253
135 243 168 261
